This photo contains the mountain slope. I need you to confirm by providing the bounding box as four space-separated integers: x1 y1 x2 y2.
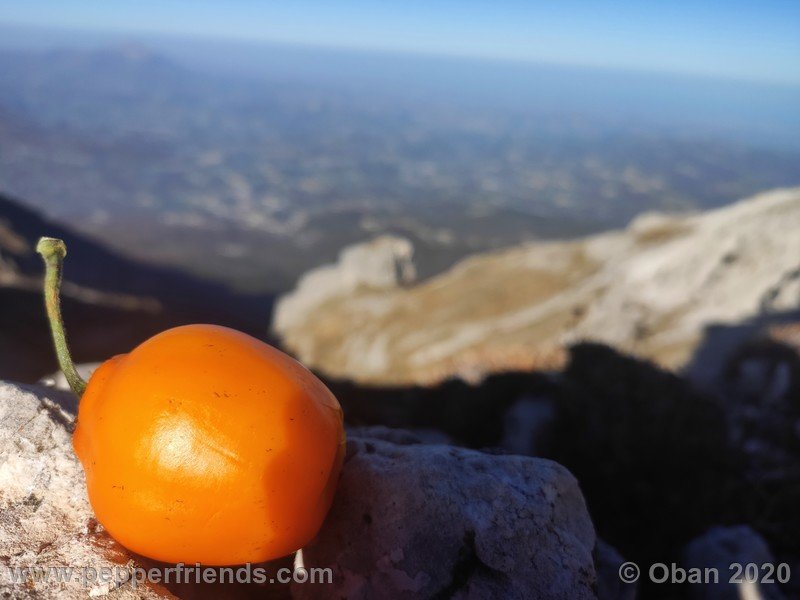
274 187 800 384
0 192 272 381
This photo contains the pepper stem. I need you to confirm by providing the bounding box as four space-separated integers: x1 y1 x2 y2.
36 237 87 397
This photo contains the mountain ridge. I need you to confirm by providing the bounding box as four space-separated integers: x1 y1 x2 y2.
0 191 272 381
273 186 800 384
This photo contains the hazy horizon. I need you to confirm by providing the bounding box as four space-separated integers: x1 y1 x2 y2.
2 20 799 155
1 11 798 294
0 16 799 89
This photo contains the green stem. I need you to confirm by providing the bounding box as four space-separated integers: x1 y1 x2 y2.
36 237 87 397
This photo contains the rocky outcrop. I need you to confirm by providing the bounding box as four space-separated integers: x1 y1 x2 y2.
1 380 600 599
273 235 416 334
685 317 800 561
273 187 800 385
0 381 171 599
293 433 598 600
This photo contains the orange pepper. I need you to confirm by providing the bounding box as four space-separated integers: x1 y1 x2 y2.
38 239 345 565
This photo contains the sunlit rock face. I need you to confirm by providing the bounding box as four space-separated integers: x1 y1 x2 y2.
274 234 416 332
274 187 800 385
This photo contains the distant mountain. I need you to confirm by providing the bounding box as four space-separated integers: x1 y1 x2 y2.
0 192 272 382
2 43 799 297
0 44 191 95
273 187 800 384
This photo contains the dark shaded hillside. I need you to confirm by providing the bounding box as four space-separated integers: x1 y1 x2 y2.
0 192 274 381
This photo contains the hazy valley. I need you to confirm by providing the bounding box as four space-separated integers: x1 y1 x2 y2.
1 39 799 296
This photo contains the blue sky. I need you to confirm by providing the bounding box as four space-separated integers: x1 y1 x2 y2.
1 1 799 84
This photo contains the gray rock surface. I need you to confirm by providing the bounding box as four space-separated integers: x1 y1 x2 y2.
682 526 786 600
292 434 598 599
0 381 172 599
2 380 600 599
273 234 416 334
